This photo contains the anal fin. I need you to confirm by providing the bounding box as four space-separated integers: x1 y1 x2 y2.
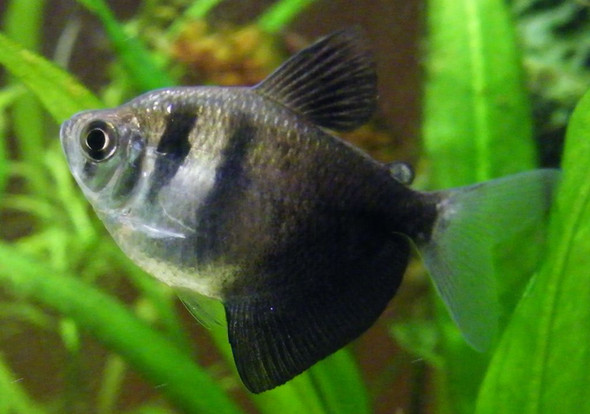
224 233 409 393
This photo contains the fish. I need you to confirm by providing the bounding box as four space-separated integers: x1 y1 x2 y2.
59 28 559 393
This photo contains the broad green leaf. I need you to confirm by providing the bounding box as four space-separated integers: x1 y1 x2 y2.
0 31 102 122
0 243 242 414
423 0 535 188
422 0 538 413
75 0 174 91
476 85 590 414
4 0 45 51
4 0 48 191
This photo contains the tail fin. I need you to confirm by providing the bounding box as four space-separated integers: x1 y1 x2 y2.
418 169 560 351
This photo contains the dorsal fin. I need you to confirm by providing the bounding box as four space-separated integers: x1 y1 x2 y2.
254 28 377 132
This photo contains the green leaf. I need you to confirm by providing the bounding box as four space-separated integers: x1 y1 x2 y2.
75 0 174 91
476 86 590 414
167 0 223 39
423 0 536 189
257 0 316 34
97 355 126 414
0 243 242 414
182 0 222 19
0 31 103 122
4 0 48 190
422 0 539 413
4 0 46 51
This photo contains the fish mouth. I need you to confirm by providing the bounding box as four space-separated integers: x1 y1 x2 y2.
59 118 75 165
59 111 96 160
59 110 98 144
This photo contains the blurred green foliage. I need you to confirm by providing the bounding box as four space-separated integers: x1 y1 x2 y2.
511 0 590 166
0 0 588 413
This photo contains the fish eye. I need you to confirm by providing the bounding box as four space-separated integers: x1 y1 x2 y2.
81 120 118 162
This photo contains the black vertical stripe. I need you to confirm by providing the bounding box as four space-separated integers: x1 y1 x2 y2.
147 110 198 201
194 116 256 262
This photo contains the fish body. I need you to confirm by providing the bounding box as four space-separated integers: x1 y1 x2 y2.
60 29 558 393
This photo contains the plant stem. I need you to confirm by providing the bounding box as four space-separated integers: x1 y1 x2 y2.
97 355 126 414
75 0 174 91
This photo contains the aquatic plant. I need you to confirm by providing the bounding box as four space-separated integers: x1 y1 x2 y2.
0 0 588 413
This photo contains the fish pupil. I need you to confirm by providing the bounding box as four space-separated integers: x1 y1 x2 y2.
86 128 108 152
81 120 117 162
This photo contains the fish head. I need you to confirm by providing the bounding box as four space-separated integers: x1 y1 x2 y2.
60 107 148 212
59 95 225 290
